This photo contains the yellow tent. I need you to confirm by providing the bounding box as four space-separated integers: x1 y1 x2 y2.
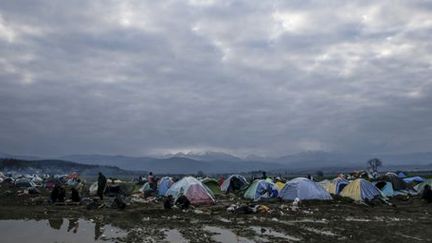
340 179 381 201
275 181 285 190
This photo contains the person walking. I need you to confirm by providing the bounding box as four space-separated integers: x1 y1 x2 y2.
97 172 107 200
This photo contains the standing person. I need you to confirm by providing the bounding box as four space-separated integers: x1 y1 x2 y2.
97 172 107 200
422 185 432 203
147 172 156 192
261 171 267 180
71 187 81 202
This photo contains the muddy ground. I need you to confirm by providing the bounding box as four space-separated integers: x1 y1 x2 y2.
0 186 431 243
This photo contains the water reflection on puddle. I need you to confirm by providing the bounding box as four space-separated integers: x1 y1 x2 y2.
0 218 125 243
204 226 254 243
163 229 188 243
250 226 301 242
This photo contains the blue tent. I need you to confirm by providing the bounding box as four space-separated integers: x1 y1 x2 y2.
158 177 174 196
403 176 425 184
374 181 394 197
279 177 332 201
340 179 382 201
243 179 278 201
220 175 248 192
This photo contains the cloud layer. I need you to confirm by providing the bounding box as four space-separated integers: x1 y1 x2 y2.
0 0 431 156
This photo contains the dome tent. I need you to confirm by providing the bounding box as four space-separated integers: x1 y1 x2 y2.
374 181 394 197
324 177 349 195
243 179 279 201
340 179 382 201
220 175 248 193
166 176 215 205
157 177 174 196
279 177 332 201
201 177 222 195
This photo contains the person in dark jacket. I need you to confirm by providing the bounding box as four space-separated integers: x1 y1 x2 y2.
50 184 60 203
58 186 66 202
97 172 107 200
422 185 432 203
71 187 81 202
175 195 190 210
164 195 174 210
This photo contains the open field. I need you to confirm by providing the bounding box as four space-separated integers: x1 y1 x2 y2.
1 186 431 243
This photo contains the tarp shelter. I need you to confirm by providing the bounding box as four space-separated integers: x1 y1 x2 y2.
279 177 332 201
340 179 382 201
324 177 349 195
375 181 394 197
403 176 425 184
414 179 432 193
201 178 222 195
157 177 174 196
380 174 408 191
166 176 215 205
397 171 407 178
244 179 279 201
220 175 248 193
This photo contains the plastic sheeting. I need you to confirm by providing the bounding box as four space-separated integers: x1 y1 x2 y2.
166 176 215 205
279 177 332 201
243 179 279 201
403 176 425 184
340 179 381 201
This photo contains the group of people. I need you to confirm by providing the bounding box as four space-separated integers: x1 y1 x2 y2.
50 184 81 203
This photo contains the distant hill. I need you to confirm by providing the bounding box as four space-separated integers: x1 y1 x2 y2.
59 154 284 174
0 158 141 177
2 151 432 174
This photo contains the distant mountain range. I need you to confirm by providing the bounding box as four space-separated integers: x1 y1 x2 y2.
0 158 139 177
1 151 432 174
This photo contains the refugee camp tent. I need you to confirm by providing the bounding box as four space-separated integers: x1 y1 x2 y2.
158 177 174 196
375 181 394 197
14 178 36 188
166 176 215 205
244 179 279 201
340 179 382 201
324 177 349 195
380 174 408 191
397 171 407 178
201 178 222 195
220 175 248 193
279 177 332 201
318 179 331 189
403 176 425 184
275 181 285 191
414 179 432 193
139 182 152 193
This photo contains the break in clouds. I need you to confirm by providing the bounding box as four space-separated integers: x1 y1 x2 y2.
0 0 431 157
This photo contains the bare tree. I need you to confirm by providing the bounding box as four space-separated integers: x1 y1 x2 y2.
367 158 383 178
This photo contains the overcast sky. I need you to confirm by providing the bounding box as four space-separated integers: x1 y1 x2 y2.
0 0 431 157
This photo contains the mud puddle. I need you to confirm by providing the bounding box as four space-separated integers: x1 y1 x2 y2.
0 218 125 243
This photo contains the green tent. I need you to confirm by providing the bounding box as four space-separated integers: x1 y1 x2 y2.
201 178 222 195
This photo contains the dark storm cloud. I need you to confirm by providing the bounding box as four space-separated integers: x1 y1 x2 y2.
0 0 431 156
